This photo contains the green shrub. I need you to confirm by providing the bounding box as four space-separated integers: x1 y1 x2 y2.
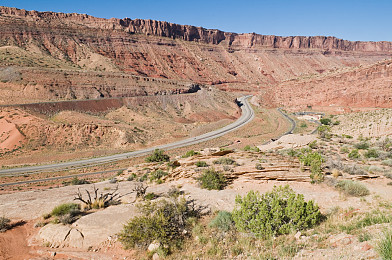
308 140 317 149
167 161 180 169
195 161 208 167
213 157 236 165
368 165 384 173
208 211 234 231
299 151 324 183
127 173 137 181
182 150 198 158
255 163 264 170
51 203 80 217
343 164 367 175
385 173 392 179
63 177 90 186
119 197 199 251
144 192 157 201
335 180 369 197
382 159 392 166
287 149 297 157
377 229 392 260
320 118 331 125
342 134 353 139
0 216 11 232
340 146 349 154
145 149 170 163
150 170 168 181
139 174 148 182
358 232 372 242
197 168 227 190
232 185 323 239
365 149 379 158
50 203 81 224
244 145 260 152
354 210 392 229
354 142 370 150
381 137 392 152
71 177 90 185
317 125 331 139
348 149 361 159
300 122 307 128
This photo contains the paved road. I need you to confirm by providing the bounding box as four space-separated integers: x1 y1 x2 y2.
277 108 296 135
0 95 254 176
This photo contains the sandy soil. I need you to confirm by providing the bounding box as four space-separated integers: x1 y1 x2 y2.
332 108 392 139
0 117 25 152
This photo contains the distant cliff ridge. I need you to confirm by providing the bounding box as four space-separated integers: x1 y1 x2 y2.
1 6 391 52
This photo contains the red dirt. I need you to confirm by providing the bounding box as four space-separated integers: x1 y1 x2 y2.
0 221 39 259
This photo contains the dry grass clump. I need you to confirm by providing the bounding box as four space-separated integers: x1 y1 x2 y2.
382 159 392 166
0 216 11 232
343 164 367 175
377 229 392 260
213 157 237 165
331 169 342 178
335 180 369 197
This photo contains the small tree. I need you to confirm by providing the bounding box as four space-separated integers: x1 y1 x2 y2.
197 168 227 190
182 150 198 158
348 149 360 159
299 151 324 183
320 118 332 125
119 197 200 252
209 211 234 231
232 185 323 239
364 149 379 158
145 149 170 163
195 161 208 167
317 125 331 139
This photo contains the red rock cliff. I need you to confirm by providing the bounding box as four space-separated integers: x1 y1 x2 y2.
1 6 391 53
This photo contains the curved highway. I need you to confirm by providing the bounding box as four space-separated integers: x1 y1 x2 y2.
277 108 296 135
0 95 255 176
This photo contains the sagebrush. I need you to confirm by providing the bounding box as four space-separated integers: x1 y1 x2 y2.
335 180 369 197
0 216 11 232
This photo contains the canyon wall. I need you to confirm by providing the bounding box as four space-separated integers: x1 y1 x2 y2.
272 60 392 109
1 6 392 52
0 6 387 90
0 6 391 109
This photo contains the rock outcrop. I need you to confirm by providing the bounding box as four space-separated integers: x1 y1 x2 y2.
273 60 392 109
1 6 392 53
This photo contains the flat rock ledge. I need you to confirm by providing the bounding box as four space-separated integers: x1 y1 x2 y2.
37 204 138 249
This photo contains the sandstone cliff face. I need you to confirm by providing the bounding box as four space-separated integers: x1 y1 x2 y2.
1 6 391 53
0 6 386 92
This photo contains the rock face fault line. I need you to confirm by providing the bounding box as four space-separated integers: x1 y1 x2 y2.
0 95 255 176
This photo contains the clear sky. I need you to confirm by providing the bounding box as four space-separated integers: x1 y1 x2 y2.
1 0 391 42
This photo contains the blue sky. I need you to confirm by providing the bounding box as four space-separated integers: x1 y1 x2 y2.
1 0 390 42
